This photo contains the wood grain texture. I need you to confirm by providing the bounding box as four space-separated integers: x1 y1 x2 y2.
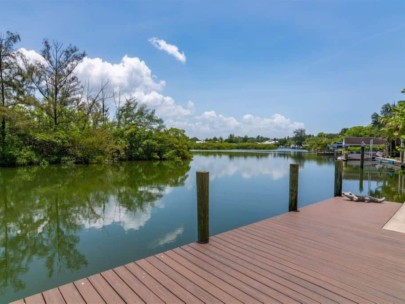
16 197 405 304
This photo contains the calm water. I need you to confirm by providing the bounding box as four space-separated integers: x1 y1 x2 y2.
1 151 404 302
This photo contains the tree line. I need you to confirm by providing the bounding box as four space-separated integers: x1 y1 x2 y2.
0 31 191 166
304 100 405 155
194 98 405 156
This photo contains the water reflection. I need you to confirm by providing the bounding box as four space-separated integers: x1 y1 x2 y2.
192 151 334 181
0 161 190 302
1 152 404 303
192 151 289 180
343 162 405 202
151 227 185 248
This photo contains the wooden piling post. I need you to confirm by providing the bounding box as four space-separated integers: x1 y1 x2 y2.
360 146 365 169
334 160 343 197
359 169 364 192
196 171 209 243
289 164 299 212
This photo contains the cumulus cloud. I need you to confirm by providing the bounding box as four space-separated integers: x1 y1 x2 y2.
167 111 304 139
75 56 193 117
76 55 164 94
19 48 46 65
20 48 193 119
74 55 193 118
19 48 304 138
149 37 186 63
134 91 194 117
240 113 304 136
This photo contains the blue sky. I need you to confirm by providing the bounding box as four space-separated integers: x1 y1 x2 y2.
1 0 405 138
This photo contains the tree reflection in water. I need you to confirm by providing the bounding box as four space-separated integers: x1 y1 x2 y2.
342 163 405 202
0 161 190 298
1 152 403 303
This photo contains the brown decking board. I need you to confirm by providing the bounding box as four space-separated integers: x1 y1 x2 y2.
12 197 405 303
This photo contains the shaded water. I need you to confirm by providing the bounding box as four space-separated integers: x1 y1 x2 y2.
1 151 404 302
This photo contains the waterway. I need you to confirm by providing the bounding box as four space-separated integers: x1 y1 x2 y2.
1 151 404 302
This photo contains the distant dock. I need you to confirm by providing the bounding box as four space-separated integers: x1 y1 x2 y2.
376 156 405 169
13 197 405 303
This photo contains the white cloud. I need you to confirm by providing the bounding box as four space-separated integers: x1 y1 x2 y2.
74 55 193 118
149 37 186 63
82 198 159 231
19 49 304 138
151 227 184 248
76 55 165 95
135 91 194 117
166 111 304 139
183 154 290 184
240 113 304 136
77 56 193 119
18 48 46 65
20 49 192 118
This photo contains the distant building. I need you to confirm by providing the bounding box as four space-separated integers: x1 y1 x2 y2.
329 142 343 150
343 137 386 147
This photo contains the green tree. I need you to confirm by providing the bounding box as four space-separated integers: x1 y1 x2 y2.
370 103 396 136
116 98 164 131
371 112 381 128
27 40 86 127
0 31 22 148
293 128 306 146
380 103 395 117
381 101 405 157
114 99 190 161
225 133 236 143
343 125 376 137
0 33 192 166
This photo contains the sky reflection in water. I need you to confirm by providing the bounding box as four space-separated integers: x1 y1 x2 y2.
1 152 403 302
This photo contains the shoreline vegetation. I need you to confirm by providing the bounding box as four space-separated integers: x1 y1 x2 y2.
0 32 192 166
1 31 404 167
190 142 278 150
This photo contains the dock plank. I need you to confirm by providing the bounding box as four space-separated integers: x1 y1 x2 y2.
189 242 311 303
114 265 164 303
42 287 65 304
23 293 46 304
165 250 261 304
178 245 282 303
215 233 372 304
125 262 183 304
246 223 405 300
246 222 405 284
58 283 85 304
146 255 222 303
209 237 349 304
137 259 203 303
15 197 405 304
73 278 105 304
87 274 125 304
101 270 145 303
156 252 243 304
10 300 27 304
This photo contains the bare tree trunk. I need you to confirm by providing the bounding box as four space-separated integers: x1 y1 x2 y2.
0 56 6 146
53 78 58 126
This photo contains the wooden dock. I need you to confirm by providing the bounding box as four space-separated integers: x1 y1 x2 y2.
13 197 405 303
